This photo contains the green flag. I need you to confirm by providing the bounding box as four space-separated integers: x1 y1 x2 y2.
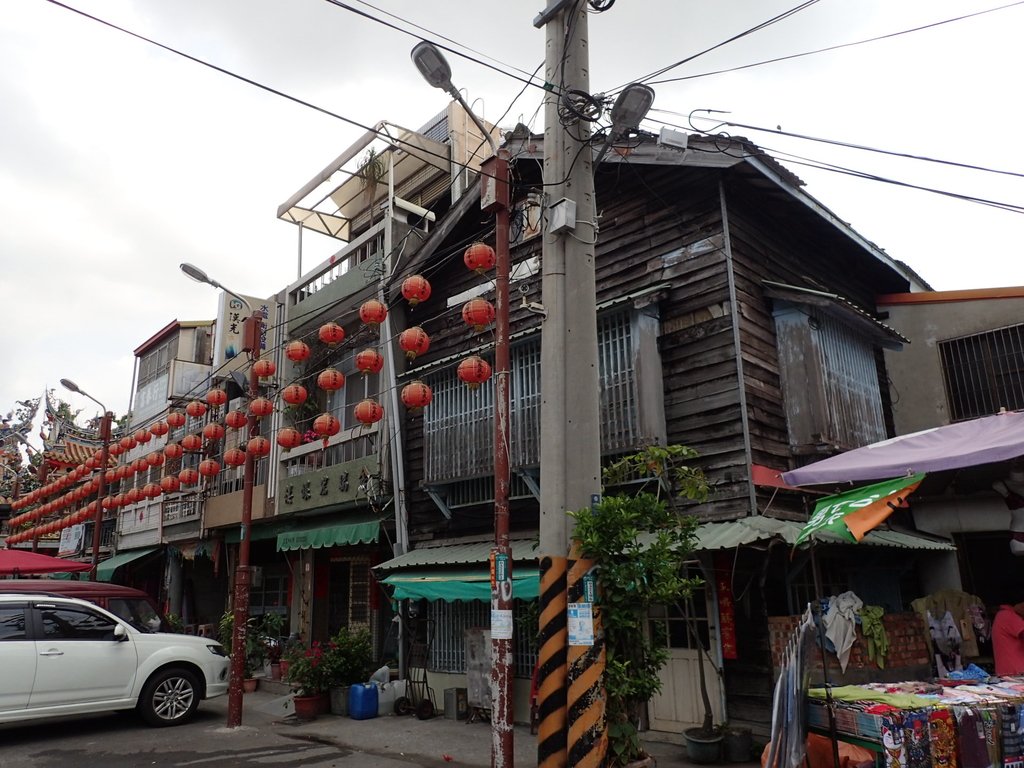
795 474 926 545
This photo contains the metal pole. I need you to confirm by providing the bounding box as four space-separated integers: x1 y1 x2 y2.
89 412 113 580
484 149 514 768
226 312 262 728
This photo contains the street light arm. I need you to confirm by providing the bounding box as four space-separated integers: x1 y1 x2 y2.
179 263 253 313
60 379 106 414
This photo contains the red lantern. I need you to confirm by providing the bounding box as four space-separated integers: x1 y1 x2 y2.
356 348 385 376
126 488 144 505
131 459 148 475
115 465 130 481
159 475 181 494
317 368 345 391
142 483 162 499
150 421 169 437
166 411 186 428
164 443 184 460
462 298 496 331
249 397 274 419
253 359 276 378
206 388 228 408
178 468 200 486
277 428 302 451
464 242 496 274
225 409 248 429
223 448 247 467
108 442 124 457
119 435 137 450
359 299 388 327
146 451 165 467
399 327 430 360
354 399 384 426
198 459 221 478
286 340 311 362
134 429 152 444
186 400 208 419
313 413 340 445
203 423 226 442
181 434 204 452
401 275 431 306
319 322 346 347
85 456 100 470
457 356 492 389
401 381 433 410
246 436 272 458
282 384 308 406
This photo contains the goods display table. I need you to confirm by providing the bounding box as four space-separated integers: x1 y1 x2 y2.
807 677 1024 768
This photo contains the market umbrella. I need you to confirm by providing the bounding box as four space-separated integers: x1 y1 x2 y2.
0 548 91 576
795 474 926 546
782 410 1024 486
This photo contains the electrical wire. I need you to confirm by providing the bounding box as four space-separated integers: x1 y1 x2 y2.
656 112 1024 180
608 0 822 93
641 0 1024 87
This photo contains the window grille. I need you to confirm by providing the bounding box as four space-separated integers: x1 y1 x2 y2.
427 599 537 678
423 310 640 483
939 323 1024 421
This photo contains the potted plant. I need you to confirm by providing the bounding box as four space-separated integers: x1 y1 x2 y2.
570 444 713 767
284 641 335 719
326 626 374 716
260 613 286 680
217 611 270 691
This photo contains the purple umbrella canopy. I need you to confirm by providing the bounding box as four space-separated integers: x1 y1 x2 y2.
782 410 1024 486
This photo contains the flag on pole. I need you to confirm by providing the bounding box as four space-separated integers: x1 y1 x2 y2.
795 473 926 545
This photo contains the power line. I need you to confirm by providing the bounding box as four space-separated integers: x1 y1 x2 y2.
652 112 1024 180
609 0 822 93
642 1 1024 87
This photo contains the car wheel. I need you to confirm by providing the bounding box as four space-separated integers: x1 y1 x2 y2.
138 667 201 727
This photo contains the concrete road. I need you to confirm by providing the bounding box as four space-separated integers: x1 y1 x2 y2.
0 689 756 768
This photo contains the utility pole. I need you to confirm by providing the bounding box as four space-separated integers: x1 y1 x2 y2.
535 2 605 767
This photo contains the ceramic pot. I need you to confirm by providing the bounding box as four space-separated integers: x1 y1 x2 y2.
243 678 258 694
269 662 282 681
292 694 321 720
685 727 723 764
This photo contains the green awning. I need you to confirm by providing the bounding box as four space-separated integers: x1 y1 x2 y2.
276 519 380 552
97 547 159 582
382 567 540 602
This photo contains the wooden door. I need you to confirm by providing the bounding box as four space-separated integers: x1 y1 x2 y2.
647 587 724 732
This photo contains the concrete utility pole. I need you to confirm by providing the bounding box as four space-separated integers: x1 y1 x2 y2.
535 2 605 767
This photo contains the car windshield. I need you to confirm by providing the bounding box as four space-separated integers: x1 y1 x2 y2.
106 597 166 633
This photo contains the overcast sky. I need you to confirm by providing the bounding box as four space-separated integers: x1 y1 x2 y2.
2 0 1022 430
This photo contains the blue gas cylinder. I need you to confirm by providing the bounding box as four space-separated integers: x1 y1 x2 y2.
348 683 379 720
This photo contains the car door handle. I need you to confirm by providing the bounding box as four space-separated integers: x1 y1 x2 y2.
39 650 64 656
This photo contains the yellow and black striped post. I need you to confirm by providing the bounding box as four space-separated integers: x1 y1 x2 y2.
566 544 607 768
536 554 569 768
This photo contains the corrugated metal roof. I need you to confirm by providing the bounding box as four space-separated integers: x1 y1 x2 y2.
693 516 954 551
376 519 953 573
375 538 538 571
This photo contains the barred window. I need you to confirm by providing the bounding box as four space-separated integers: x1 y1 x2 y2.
939 324 1024 421
427 599 538 679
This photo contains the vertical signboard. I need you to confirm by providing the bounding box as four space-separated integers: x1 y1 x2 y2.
212 292 276 374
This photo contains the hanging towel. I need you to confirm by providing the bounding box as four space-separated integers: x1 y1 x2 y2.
882 712 908 768
930 708 959 768
861 605 890 669
824 591 863 673
904 709 933 768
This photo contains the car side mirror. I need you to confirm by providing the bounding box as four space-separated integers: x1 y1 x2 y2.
114 624 128 642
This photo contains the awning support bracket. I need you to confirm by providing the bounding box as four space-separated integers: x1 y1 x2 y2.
515 468 541 501
423 486 452 519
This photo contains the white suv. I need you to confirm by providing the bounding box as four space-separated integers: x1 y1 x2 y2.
0 593 230 727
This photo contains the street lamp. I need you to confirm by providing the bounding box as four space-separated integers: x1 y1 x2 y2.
60 378 113 579
592 83 656 168
180 263 263 729
413 40 514 768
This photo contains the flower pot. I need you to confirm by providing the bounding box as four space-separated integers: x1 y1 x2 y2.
279 660 290 680
685 727 724 764
292 694 322 721
329 685 351 716
243 678 258 693
724 728 752 762
269 662 282 681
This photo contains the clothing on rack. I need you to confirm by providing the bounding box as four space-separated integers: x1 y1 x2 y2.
861 605 891 669
912 591 989 658
766 606 816 768
825 591 864 673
